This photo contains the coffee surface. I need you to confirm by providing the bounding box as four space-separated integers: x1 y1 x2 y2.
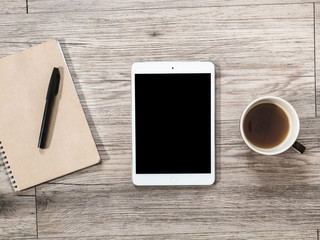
243 103 289 149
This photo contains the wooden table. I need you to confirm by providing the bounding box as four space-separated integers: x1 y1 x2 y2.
1 1 320 239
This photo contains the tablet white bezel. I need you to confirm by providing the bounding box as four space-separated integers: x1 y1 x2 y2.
132 62 215 185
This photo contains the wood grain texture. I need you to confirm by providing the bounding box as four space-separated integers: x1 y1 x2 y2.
315 3 320 117
0 0 26 14
34 230 316 240
0 3 313 121
0 43 34 58
0 159 36 238
0 195 36 238
36 182 320 238
27 0 320 13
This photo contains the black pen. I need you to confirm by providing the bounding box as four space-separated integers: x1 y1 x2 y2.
38 67 60 149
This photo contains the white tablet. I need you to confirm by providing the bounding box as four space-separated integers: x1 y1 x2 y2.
132 62 215 185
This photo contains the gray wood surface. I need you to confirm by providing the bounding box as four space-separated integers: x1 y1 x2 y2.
0 194 36 238
34 230 316 240
316 3 320 117
26 0 320 13
0 0 26 14
1 1 320 239
36 182 320 237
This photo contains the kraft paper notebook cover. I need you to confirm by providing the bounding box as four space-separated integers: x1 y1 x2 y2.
0 40 100 191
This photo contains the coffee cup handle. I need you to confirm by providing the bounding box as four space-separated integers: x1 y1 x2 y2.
292 141 306 154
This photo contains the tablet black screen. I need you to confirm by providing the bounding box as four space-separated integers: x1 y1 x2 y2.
135 73 211 174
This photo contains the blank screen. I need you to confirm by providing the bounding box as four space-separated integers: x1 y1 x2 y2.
135 73 211 174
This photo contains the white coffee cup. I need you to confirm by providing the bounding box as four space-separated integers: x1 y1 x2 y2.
240 96 305 155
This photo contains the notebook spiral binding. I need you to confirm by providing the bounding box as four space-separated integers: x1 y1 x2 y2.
0 141 17 189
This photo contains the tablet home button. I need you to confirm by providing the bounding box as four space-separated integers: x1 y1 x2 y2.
170 177 177 183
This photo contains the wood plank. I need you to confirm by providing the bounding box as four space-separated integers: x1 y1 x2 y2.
315 3 320 117
0 43 34 58
28 0 318 13
0 0 26 14
37 183 320 238
35 230 316 239
0 4 314 120
0 195 36 238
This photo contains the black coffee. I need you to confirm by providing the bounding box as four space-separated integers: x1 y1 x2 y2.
243 103 289 149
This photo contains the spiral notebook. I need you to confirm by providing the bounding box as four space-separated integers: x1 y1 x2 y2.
0 40 100 191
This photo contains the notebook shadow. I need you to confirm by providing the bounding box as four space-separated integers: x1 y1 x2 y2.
58 40 109 161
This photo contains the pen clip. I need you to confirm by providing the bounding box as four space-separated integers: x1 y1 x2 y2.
53 68 60 95
46 68 60 100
